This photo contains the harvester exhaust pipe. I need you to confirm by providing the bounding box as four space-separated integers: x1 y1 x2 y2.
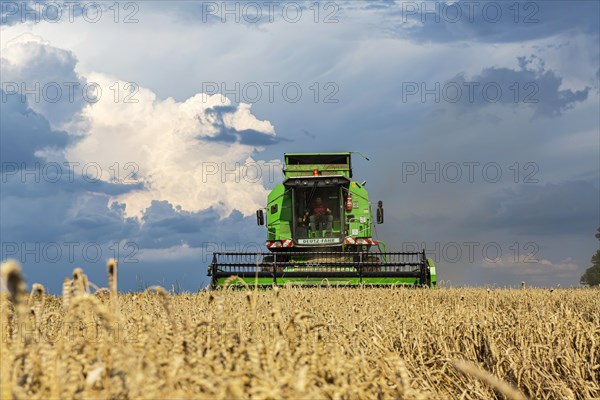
350 151 370 161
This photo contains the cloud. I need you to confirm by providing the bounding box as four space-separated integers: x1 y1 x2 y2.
0 35 285 221
0 92 142 245
0 1 125 26
445 56 590 117
1 1 37 26
52 72 281 219
1 36 283 251
1 33 88 127
0 89 70 164
203 103 290 146
1 1 597 291
135 201 261 249
470 180 600 236
373 0 600 44
482 256 579 279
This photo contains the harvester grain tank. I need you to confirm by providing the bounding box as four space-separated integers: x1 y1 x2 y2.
208 152 436 288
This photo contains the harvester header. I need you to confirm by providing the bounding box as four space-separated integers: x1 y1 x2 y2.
208 152 436 288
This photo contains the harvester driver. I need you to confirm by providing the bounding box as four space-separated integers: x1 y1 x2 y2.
305 197 333 235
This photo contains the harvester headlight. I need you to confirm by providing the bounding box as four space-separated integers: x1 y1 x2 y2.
332 178 338 183
302 180 308 185
325 179 331 185
295 180 301 185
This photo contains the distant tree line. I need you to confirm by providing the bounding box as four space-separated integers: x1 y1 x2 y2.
580 227 600 286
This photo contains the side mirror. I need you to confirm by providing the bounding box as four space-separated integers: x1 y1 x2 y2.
376 201 384 224
256 209 265 226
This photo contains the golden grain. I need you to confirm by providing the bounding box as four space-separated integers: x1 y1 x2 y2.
1 260 599 399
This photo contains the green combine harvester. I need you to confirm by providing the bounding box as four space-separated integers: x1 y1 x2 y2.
208 152 436 288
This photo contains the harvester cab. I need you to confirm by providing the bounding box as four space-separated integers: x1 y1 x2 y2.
208 153 436 288
266 153 372 249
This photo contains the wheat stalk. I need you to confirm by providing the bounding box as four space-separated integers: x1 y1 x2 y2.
29 283 45 332
1 264 598 399
453 359 528 400
107 258 118 314
62 278 72 311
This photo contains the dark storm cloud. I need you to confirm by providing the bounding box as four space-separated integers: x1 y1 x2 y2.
0 92 142 244
0 40 267 277
202 128 237 143
203 105 290 145
136 201 260 249
375 0 599 43
0 194 261 293
470 180 600 236
1 169 144 198
0 161 144 243
0 190 140 244
63 196 139 236
0 90 70 164
202 126 289 145
2 0 597 292
1 40 88 126
3 190 257 256
239 129 289 145
445 56 590 117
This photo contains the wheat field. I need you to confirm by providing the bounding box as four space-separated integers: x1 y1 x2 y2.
1 260 599 400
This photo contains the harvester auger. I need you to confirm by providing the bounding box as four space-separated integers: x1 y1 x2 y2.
207 153 436 289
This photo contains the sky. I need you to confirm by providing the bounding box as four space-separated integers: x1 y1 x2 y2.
1 0 599 293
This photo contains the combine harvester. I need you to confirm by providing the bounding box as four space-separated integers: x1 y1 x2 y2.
208 153 436 288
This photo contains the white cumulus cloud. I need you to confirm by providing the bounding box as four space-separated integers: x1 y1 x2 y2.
1 36 282 221
62 72 280 219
